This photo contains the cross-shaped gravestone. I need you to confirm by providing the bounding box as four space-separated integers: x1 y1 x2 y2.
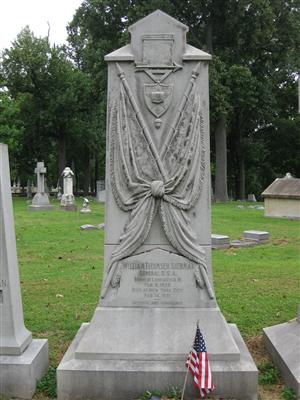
35 161 47 194
28 161 53 211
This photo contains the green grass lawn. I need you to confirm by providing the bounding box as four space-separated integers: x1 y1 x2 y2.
11 197 300 399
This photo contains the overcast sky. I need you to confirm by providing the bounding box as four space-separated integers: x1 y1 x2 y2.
0 0 83 51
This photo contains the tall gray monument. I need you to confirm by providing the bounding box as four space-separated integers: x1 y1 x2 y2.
28 161 53 211
0 144 48 399
60 167 77 211
57 11 257 399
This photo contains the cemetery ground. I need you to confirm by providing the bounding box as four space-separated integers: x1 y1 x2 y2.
11 197 300 400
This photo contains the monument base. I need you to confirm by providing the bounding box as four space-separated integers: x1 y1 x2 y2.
57 308 257 400
263 319 300 398
28 204 54 211
0 339 48 399
60 204 77 211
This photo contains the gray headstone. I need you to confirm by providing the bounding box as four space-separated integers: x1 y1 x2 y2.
263 310 300 397
247 194 257 202
0 144 48 398
60 167 77 211
80 224 97 230
28 162 53 211
96 180 105 203
243 230 269 242
211 234 230 249
57 11 257 400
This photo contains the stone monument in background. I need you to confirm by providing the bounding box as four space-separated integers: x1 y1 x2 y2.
57 11 257 399
28 161 53 211
60 167 77 211
0 144 48 399
96 179 106 203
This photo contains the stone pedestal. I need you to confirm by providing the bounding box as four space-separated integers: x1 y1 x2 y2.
57 11 257 400
0 144 49 399
28 162 53 211
263 308 300 398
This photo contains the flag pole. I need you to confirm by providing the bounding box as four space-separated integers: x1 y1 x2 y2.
181 366 190 400
181 320 199 400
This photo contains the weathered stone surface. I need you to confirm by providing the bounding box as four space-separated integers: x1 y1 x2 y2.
0 143 48 398
0 339 48 399
263 315 300 398
57 10 257 399
57 323 257 400
28 162 53 211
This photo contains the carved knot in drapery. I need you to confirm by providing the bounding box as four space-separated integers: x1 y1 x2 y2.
151 180 165 198
101 63 214 300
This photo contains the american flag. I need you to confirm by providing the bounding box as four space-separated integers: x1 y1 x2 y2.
185 324 215 398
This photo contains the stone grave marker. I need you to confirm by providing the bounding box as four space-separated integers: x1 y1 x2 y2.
96 179 106 203
28 161 53 211
60 167 77 211
57 10 257 400
0 144 48 399
263 306 300 398
211 234 230 249
80 198 92 213
243 230 269 243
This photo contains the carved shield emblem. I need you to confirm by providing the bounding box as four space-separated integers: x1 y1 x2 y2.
144 83 173 118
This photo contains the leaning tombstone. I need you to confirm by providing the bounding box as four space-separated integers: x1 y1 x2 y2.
60 167 77 211
263 306 300 398
0 144 49 399
28 162 53 211
57 10 257 400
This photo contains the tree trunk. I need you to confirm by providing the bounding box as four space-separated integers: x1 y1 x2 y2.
238 155 246 200
83 150 90 196
58 133 66 188
214 116 228 202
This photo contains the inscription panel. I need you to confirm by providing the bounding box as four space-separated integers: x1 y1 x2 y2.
103 248 213 308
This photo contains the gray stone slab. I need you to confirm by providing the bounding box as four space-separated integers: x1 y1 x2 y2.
263 319 300 398
57 323 257 400
75 307 239 362
101 248 215 308
80 224 97 230
28 204 54 211
243 230 269 242
211 234 230 249
0 338 48 399
230 240 258 248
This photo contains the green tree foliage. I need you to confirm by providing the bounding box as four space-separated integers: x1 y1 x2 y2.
1 1 299 195
0 27 95 189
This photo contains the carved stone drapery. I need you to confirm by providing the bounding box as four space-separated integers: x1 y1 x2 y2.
101 63 213 300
